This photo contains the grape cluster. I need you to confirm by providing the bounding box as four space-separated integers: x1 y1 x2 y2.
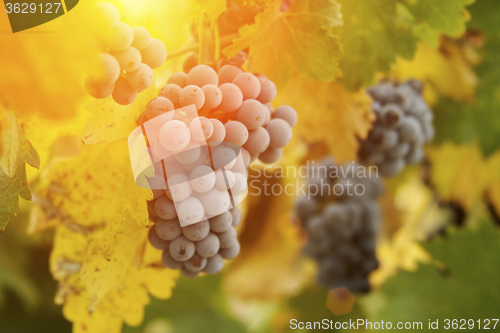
294 158 383 293
140 52 297 277
85 2 167 105
358 79 435 177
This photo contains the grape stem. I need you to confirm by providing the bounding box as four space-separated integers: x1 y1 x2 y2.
167 33 240 60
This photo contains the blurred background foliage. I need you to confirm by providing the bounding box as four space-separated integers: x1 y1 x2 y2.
1 0 500 332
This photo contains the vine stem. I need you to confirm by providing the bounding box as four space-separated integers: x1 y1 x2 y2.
167 33 240 60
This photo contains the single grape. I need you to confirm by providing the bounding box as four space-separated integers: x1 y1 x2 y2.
174 139 201 164
405 145 424 164
148 227 169 250
179 85 206 110
215 170 236 191
105 22 134 52
167 173 193 202
218 65 243 84
243 127 270 155
199 188 232 216
371 128 399 151
207 119 226 146
112 77 137 105
230 207 241 227
93 2 120 28
201 84 223 110
379 158 405 177
112 47 142 72
141 38 167 69
183 53 199 74
146 97 175 120
258 147 283 164
182 220 210 241
182 149 212 172
184 254 207 272
224 121 249 146
162 249 184 269
187 65 219 87
189 165 216 193
219 241 240 259
212 145 237 170
196 233 220 258
398 117 424 143
217 227 237 249
154 196 177 220
218 83 244 113
169 236 196 262
380 104 404 128
167 72 188 88
233 73 261 100
231 172 247 195
190 116 214 141
88 53 120 85
266 118 293 148
235 99 267 130
126 63 153 92
209 211 233 233
85 77 115 99
202 253 224 274
262 104 271 126
131 27 151 50
177 197 205 224
156 218 182 241
159 120 191 151
181 266 199 278
255 74 277 104
272 105 297 127
159 84 182 108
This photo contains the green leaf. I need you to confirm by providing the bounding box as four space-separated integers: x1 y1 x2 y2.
432 0 500 156
405 0 475 41
0 114 40 233
336 0 475 90
360 221 500 323
336 0 418 90
223 0 343 87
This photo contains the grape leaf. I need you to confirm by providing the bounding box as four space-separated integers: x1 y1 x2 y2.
82 87 156 145
31 140 178 332
335 0 418 90
360 221 500 323
273 77 375 163
0 112 40 233
428 143 486 210
337 0 475 90
223 0 343 87
405 0 475 42
223 168 311 301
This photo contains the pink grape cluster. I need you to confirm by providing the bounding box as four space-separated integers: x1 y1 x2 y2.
141 53 298 277
85 2 167 105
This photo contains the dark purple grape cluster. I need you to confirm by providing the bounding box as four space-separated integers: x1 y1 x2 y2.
359 79 434 177
294 158 383 293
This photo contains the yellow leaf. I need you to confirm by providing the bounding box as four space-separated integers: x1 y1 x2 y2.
485 150 500 218
0 109 19 178
273 77 374 163
223 0 343 87
223 168 312 301
0 111 40 233
82 87 157 145
393 39 480 104
428 142 486 210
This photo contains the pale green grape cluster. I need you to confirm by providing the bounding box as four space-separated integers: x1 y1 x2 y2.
85 2 167 105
